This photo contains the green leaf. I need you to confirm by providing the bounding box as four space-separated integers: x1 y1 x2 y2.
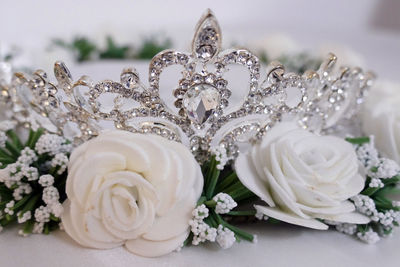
6 130 23 150
25 129 35 148
361 186 381 196
20 194 40 214
0 147 13 159
26 128 44 149
72 37 97 62
50 214 60 222
5 140 20 159
227 210 257 216
382 176 400 186
23 219 35 234
345 137 370 145
213 212 255 242
196 196 207 206
136 38 172 59
357 224 369 234
374 195 394 210
99 36 130 59
183 232 193 247
205 158 220 199
215 172 238 193
12 194 32 211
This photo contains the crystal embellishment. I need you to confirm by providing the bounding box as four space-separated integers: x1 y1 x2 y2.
183 84 220 124
0 9 374 162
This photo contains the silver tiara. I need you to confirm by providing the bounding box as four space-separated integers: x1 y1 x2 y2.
0 9 374 161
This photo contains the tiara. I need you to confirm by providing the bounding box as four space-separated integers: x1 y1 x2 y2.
0 9 374 161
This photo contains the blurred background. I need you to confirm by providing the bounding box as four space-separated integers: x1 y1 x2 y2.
0 0 399 80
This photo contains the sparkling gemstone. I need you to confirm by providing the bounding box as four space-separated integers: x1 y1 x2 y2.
198 27 218 44
196 45 215 61
54 61 72 87
183 84 220 124
120 72 139 90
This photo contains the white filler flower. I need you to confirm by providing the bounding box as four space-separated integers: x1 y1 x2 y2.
235 122 370 230
61 131 203 257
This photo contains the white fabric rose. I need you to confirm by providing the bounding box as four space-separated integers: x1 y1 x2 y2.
362 81 400 163
61 131 203 257
235 122 369 230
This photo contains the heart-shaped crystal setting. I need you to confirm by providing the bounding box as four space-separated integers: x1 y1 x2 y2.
183 83 220 124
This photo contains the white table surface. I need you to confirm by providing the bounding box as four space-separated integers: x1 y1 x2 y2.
1 222 399 267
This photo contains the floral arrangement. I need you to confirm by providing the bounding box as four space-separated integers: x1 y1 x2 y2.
0 128 71 235
0 9 399 259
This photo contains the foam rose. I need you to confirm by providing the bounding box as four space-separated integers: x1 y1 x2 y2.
62 131 203 257
235 122 369 229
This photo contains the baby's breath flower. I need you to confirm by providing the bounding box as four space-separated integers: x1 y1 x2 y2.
32 222 44 234
18 229 29 237
392 201 400 207
351 195 377 217
355 138 379 168
4 200 15 215
255 210 269 221
49 202 64 217
374 158 400 179
35 134 70 155
192 204 209 220
211 145 232 170
357 228 380 244
216 225 236 249
213 193 237 214
12 183 32 200
22 166 39 181
38 174 55 187
335 223 357 235
368 178 384 188
51 153 69 175
190 220 217 245
34 205 51 223
17 211 32 224
42 186 60 205
17 147 38 165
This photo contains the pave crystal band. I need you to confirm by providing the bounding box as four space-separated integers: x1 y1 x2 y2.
0 9 374 162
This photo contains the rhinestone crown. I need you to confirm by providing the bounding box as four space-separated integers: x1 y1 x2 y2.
0 9 374 161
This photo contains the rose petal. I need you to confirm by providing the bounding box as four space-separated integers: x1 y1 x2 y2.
263 166 309 218
62 200 123 249
269 143 297 200
86 136 151 172
288 180 341 207
255 205 328 230
125 231 189 257
298 200 355 215
70 152 126 206
143 190 198 241
317 212 371 224
100 172 157 239
235 153 275 206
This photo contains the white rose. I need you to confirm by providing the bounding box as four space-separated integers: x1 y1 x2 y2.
362 81 400 163
235 122 369 229
61 131 203 257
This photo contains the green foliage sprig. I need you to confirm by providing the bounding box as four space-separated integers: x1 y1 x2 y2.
51 35 172 62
